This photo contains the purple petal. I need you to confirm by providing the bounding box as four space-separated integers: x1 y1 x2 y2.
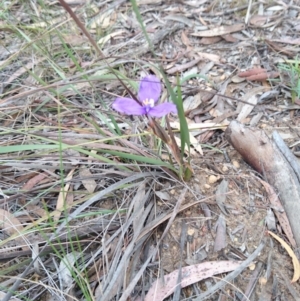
112 97 146 115
147 103 177 118
138 75 161 103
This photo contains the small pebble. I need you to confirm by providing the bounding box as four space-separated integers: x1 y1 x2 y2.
222 165 229 172
187 227 195 236
170 189 175 195
232 160 240 168
204 184 211 189
249 263 256 271
208 175 218 184
220 74 226 81
259 277 268 285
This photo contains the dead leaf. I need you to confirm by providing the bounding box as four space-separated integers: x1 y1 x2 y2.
5 58 45 86
59 251 81 288
268 231 300 283
197 52 220 63
145 260 242 301
53 168 76 222
181 30 192 47
20 172 48 204
79 167 97 194
174 136 197 156
98 30 127 47
238 68 279 81
271 37 300 45
164 14 194 27
215 180 228 216
89 9 113 29
250 15 269 26
166 58 201 74
171 122 205 155
183 93 202 113
214 214 227 252
0 209 29 251
265 39 296 57
155 191 171 201
258 178 296 248
231 74 246 83
63 34 88 46
265 208 276 231
200 36 222 44
237 86 269 122
221 34 238 43
170 121 225 132
191 23 245 37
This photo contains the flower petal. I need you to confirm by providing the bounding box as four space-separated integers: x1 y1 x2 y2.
138 75 161 103
112 97 146 115
147 103 177 118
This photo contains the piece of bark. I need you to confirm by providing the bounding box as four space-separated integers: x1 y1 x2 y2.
225 121 300 248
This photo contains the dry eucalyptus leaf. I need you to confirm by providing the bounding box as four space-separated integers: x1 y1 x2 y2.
54 168 75 222
258 178 296 248
155 191 171 201
215 179 228 215
0 208 29 251
58 251 81 288
183 93 202 113
191 23 245 37
268 231 300 283
237 87 269 122
145 260 241 301
213 214 227 252
79 167 97 194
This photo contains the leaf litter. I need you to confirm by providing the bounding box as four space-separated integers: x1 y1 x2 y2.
1 0 300 300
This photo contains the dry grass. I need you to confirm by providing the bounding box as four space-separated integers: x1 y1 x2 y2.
2 1 300 300
0 0 208 299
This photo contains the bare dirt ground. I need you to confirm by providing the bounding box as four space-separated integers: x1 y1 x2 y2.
1 0 300 300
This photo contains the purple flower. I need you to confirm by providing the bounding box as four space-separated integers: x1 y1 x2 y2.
112 75 177 117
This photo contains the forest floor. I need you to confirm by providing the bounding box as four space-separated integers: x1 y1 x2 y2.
1 0 300 300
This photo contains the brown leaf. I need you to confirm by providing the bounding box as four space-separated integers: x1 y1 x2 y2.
238 68 267 78
271 37 300 45
221 34 238 43
250 15 269 26
268 231 300 283
200 36 222 45
191 23 245 37
265 39 296 57
246 72 279 81
238 68 279 81
20 172 48 204
0 209 29 251
145 260 242 301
